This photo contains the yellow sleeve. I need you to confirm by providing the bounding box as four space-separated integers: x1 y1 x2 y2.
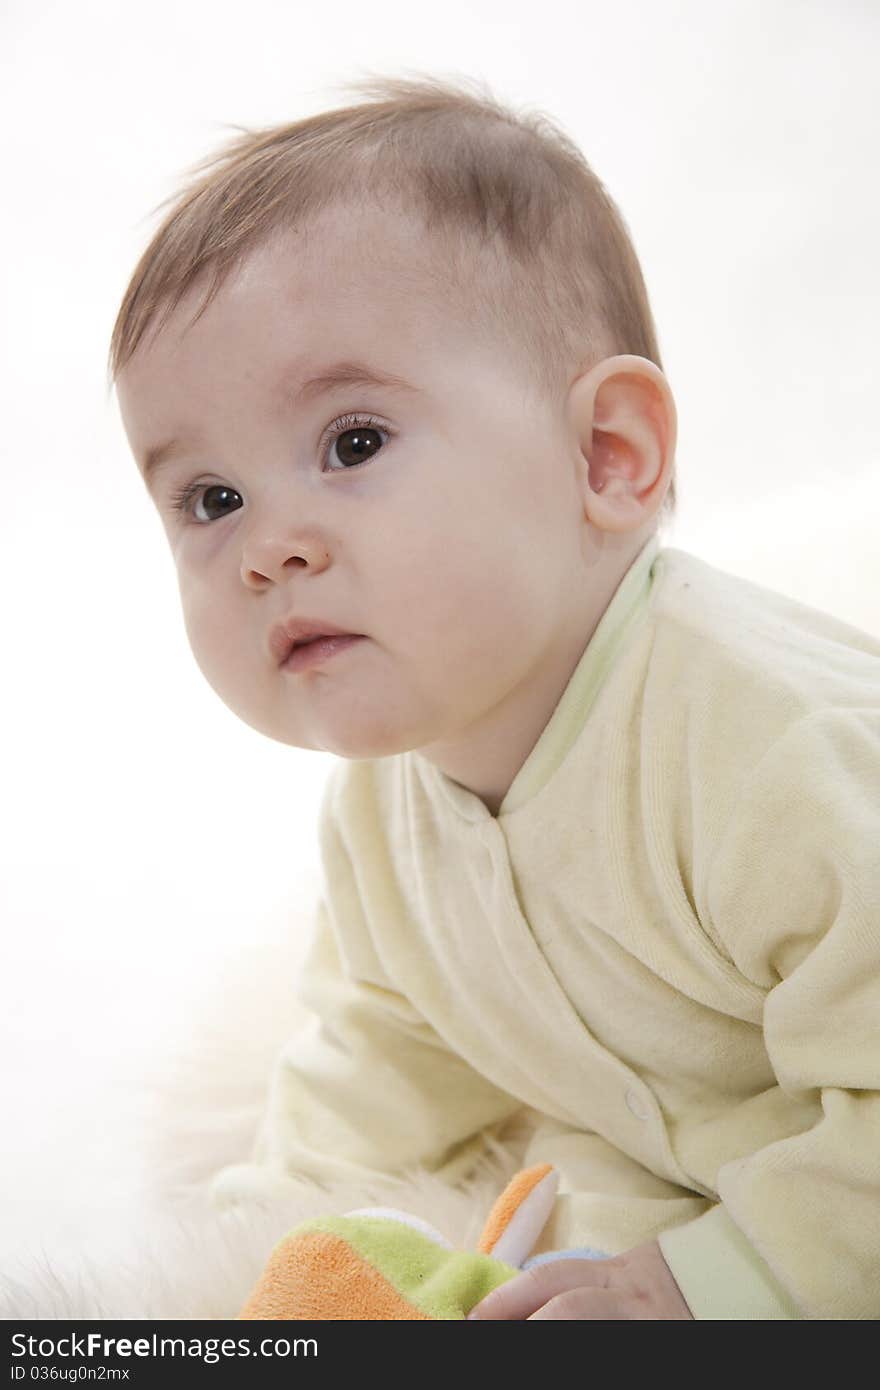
658 709 880 1319
212 764 521 1206
516 1114 713 1257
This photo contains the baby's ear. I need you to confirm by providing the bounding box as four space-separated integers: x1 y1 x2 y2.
476 1164 559 1267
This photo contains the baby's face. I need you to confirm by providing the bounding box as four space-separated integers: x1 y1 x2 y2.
117 211 593 763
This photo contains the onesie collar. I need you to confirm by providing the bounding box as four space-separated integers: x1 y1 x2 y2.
412 533 661 824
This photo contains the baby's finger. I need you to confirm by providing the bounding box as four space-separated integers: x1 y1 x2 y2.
468 1259 613 1320
528 1289 626 1320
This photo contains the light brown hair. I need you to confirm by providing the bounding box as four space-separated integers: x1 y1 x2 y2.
109 71 675 512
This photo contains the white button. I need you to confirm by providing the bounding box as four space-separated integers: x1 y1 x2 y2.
625 1088 650 1121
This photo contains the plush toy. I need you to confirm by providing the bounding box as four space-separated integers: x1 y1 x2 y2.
239 1162 597 1320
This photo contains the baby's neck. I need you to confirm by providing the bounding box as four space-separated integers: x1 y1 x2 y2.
417 534 652 814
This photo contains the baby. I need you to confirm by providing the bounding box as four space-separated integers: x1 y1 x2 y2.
111 75 880 1320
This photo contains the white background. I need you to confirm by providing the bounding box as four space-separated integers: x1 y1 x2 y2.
1 0 877 1262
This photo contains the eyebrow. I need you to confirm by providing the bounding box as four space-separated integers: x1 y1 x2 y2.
141 360 421 493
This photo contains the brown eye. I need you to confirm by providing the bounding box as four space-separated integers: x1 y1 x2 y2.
191 485 242 522
324 419 389 470
169 482 243 524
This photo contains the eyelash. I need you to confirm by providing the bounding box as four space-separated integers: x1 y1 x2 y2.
167 413 391 523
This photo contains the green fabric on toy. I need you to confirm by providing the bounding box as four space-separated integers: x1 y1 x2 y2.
239 1163 558 1320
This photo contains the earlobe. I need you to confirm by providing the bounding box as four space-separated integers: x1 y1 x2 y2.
586 478 650 533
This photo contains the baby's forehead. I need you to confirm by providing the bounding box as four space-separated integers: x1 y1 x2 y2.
117 215 496 452
185 217 465 365
135 220 433 361
249 246 489 397
251 207 448 299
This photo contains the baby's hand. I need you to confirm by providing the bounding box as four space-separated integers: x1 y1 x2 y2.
467 1240 693 1320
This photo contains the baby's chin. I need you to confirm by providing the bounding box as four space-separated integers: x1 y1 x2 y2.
233 700 442 763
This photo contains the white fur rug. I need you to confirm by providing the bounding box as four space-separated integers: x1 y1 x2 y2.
0 928 526 1320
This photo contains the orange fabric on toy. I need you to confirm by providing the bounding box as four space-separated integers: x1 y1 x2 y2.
239 1229 430 1320
477 1164 553 1255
